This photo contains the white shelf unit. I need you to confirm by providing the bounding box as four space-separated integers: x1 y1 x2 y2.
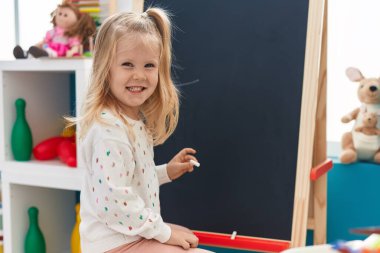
0 59 92 253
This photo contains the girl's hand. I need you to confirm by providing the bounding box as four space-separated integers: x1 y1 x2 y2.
165 227 199 249
167 148 198 181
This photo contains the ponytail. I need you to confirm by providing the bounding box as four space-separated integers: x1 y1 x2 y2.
142 8 180 145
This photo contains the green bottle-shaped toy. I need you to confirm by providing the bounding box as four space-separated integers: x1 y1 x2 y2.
11 98 33 161
25 207 46 253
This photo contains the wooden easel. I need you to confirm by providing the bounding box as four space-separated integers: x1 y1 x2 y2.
291 0 333 248
115 0 332 251
309 0 329 246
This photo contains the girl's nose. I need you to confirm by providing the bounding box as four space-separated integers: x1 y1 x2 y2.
132 69 146 81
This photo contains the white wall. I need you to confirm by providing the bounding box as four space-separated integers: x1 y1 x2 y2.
18 0 60 50
0 0 15 59
327 0 380 156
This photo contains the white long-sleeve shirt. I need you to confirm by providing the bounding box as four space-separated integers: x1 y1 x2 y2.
79 110 172 253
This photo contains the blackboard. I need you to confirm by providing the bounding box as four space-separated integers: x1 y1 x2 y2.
145 0 322 251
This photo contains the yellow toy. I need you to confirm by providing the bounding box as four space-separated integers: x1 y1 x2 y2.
71 203 81 253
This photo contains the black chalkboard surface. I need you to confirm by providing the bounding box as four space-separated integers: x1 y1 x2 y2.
145 0 316 250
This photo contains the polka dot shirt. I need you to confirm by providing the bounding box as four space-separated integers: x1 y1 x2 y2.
79 110 172 252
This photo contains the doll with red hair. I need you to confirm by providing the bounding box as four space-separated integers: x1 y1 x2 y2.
14 1 96 58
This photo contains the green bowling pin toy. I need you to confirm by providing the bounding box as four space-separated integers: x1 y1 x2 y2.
11 98 33 161
24 207 46 253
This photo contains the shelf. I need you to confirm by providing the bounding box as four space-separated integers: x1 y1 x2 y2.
1 160 84 191
0 59 92 252
0 59 92 71
2 184 76 253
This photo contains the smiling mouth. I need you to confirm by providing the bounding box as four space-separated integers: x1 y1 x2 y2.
126 86 146 93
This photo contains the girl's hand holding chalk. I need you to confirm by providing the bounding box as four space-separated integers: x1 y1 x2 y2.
190 159 200 167
167 148 200 180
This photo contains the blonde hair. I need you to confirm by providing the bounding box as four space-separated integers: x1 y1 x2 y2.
70 8 179 146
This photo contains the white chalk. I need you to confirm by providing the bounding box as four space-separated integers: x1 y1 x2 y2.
231 231 237 240
190 159 200 167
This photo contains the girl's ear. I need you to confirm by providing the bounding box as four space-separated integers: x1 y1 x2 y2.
346 67 364 82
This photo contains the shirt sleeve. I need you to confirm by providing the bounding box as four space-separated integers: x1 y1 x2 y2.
155 164 171 185
90 137 171 243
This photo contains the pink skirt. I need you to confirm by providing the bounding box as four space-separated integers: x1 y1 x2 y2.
106 224 214 253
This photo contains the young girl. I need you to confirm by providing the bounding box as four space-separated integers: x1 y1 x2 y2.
75 7 214 253
13 1 96 58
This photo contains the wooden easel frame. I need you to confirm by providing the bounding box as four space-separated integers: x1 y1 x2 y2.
128 0 330 251
309 0 329 246
291 0 329 248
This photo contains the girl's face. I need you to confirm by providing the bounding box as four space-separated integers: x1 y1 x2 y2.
109 35 160 119
55 7 78 29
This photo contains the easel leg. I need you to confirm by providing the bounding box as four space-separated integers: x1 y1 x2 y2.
311 0 328 245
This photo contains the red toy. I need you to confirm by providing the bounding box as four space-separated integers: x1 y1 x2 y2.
33 135 76 167
57 139 76 167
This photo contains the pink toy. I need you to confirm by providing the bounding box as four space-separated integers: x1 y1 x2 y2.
13 1 96 59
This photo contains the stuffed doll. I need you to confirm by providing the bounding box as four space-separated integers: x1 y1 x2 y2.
340 67 380 164
355 112 380 136
13 1 96 58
